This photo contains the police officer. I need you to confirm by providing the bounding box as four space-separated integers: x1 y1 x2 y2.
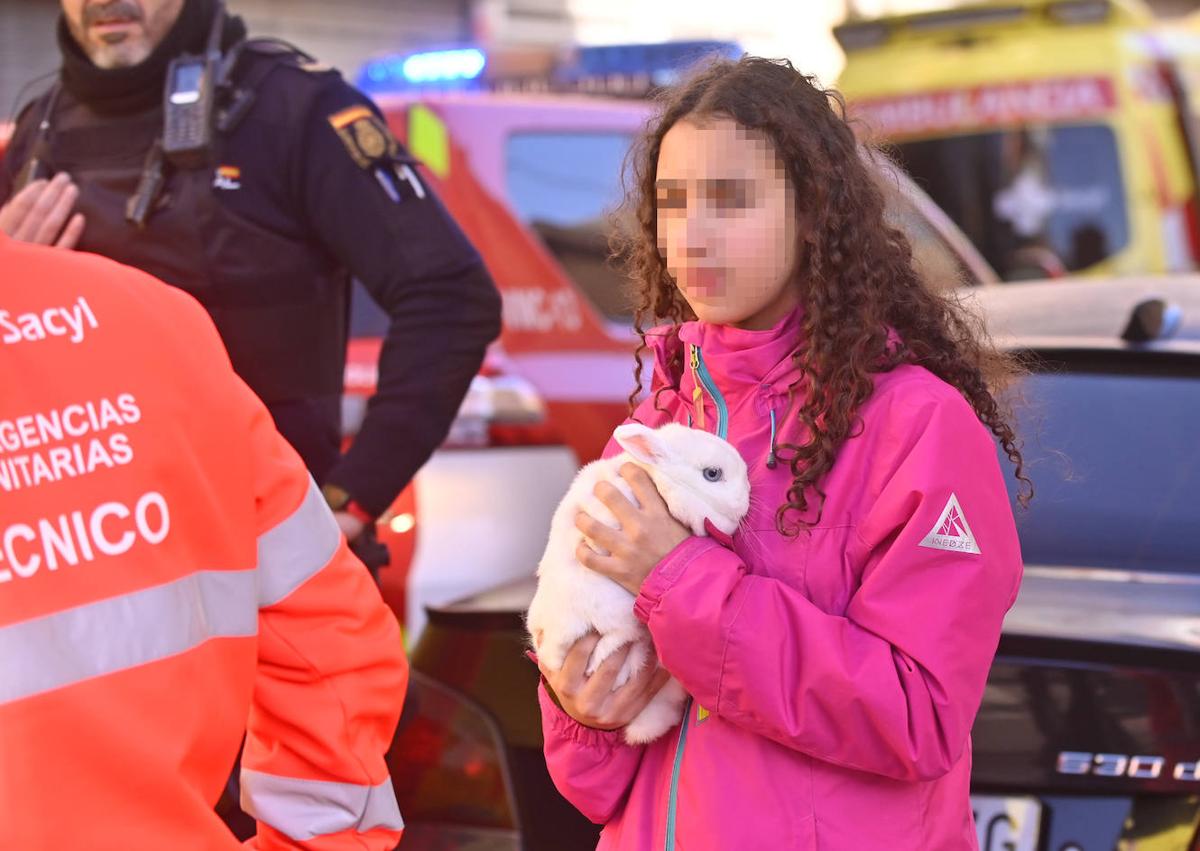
0 0 502 565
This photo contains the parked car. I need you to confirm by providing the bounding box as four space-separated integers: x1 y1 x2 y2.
390 275 1200 850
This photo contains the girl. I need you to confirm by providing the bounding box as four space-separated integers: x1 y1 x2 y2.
536 56 1028 850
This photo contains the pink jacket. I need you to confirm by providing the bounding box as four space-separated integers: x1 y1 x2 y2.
538 309 1023 850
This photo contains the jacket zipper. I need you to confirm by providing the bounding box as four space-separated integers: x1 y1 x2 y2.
664 699 693 851
667 346 728 851
687 344 728 439
689 346 705 430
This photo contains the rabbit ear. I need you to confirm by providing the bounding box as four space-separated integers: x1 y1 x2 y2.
614 423 666 464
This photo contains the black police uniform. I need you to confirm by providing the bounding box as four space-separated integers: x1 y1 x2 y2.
0 9 502 539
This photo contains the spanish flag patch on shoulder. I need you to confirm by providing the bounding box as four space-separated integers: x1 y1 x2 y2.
328 105 372 129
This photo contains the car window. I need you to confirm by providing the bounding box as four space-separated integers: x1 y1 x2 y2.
894 124 1128 280
506 132 635 325
1001 369 1200 572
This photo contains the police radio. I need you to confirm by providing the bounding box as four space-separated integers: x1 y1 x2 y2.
160 3 225 168
128 3 228 225
161 58 213 166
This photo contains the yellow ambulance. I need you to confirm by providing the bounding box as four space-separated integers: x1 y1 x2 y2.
837 0 1200 280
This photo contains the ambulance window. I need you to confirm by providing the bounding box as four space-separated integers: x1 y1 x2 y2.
507 132 635 324
893 125 1128 281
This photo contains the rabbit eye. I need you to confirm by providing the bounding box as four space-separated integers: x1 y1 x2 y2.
702 467 723 482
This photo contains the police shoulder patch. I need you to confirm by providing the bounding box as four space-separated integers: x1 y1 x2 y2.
327 105 398 169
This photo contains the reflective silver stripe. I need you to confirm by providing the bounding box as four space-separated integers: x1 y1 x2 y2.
240 768 405 840
256 477 341 607
0 480 337 705
0 569 257 706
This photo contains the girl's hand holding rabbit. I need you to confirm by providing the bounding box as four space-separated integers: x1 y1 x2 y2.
574 463 691 595
538 632 672 731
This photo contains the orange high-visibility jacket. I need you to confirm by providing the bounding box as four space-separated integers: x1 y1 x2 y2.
0 233 408 851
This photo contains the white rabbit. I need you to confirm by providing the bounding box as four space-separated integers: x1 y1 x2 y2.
527 422 750 744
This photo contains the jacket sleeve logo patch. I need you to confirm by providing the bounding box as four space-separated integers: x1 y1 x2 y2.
919 493 981 554
327 105 398 169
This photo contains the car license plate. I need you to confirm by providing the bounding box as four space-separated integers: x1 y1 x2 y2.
971 794 1042 851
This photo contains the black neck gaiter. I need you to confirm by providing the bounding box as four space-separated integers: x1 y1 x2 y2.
58 0 247 115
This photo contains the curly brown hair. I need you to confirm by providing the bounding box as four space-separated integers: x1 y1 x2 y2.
618 56 1031 534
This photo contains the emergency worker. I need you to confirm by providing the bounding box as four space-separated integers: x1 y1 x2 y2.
0 233 408 850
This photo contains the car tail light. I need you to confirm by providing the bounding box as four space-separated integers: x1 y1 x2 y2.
388 670 520 847
375 481 417 635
